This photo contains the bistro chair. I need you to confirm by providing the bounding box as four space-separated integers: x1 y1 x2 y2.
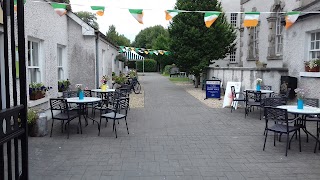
303 98 320 143
62 91 79 111
245 90 263 120
230 86 246 113
94 92 113 125
263 107 301 156
261 85 272 90
49 98 80 139
84 89 99 115
101 92 130 138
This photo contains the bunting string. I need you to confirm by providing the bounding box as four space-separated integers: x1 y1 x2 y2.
119 46 171 56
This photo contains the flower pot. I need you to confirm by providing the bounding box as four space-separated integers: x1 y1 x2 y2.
78 90 84 100
101 84 107 91
256 84 261 91
30 91 44 100
28 124 38 137
297 99 304 109
305 66 319 72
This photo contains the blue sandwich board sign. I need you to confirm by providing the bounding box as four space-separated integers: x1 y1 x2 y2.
205 80 221 99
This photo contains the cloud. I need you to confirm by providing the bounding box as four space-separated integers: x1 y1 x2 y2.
70 0 176 42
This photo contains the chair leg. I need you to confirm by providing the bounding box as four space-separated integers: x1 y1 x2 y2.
274 132 276 146
114 120 117 138
105 118 108 127
67 121 70 139
125 117 129 134
298 129 301 152
50 119 54 137
263 130 268 151
285 133 289 156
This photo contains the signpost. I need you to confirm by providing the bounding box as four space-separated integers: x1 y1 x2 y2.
205 80 221 99
222 82 242 109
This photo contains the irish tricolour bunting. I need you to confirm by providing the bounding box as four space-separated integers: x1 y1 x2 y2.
91 6 105 16
129 9 144 24
204 12 220 28
285 12 300 29
165 10 179 20
51 3 67 16
14 0 26 11
243 12 260 27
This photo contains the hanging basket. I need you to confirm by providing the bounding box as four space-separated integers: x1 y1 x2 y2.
305 66 319 72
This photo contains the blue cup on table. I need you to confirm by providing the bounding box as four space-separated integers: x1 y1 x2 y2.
297 99 304 109
256 84 261 91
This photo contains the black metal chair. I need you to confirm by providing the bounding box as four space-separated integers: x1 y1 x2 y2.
261 85 272 90
264 97 283 107
302 98 320 143
230 86 246 113
101 92 130 138
245 90 263 120
263 107 301 156
49 98 80 139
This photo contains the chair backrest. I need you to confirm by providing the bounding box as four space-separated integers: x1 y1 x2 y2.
304 98 319 107
264 97 283 107
63 91 77 98
84 90 92 97
246 90 262 103
264 107 288 128
262 85 272 90
50 98 68 111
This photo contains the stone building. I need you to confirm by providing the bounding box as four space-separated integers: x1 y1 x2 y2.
207 0 320 97
0 0 122 113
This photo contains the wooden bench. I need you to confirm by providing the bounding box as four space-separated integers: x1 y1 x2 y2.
170 67 180 77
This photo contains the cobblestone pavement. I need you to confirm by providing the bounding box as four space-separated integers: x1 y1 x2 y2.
29 73 320 180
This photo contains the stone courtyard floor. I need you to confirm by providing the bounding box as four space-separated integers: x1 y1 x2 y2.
29 73 320 180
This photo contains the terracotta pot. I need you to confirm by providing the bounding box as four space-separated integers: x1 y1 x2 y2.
305 66 319 72
30 91 44 100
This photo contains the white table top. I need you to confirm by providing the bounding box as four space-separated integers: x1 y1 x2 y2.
244 89 274 94
91 89 116 93
277 105 320 115
66 97 101 103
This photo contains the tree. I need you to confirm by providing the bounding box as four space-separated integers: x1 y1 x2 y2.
106 25 131 46
169 0 236 87
133 25 172 71
74 11 99 30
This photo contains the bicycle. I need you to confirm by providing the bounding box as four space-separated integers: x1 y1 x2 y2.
128 77 141 94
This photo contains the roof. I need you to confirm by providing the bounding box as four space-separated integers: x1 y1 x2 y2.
96 31 119 50
294 0 320 20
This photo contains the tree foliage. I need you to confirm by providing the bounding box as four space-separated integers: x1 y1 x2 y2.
74 11 99 30
169 0 236 76
106 25 131 46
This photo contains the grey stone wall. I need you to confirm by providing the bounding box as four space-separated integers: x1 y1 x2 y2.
67 17 96 90
207 67 288 93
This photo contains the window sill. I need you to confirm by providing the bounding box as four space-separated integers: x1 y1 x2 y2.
267 56 282 61
299 72 320 78
28 97 49 107
247 58 258 61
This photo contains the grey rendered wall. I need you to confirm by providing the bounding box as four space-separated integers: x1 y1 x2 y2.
207 67 288 93
67 17 96 90
283 15 320 99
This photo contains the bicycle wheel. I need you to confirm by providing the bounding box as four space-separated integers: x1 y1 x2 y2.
133 82 141 94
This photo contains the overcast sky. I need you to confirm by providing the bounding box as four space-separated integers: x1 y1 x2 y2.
70 0 177 42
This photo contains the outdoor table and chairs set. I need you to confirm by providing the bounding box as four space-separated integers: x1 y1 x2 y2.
49 88 130 139
230 85 320 156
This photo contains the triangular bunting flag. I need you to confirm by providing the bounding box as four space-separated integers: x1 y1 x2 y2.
285 12 300 29
129 9 144 24
144 50 149 54
14 0 26 11
164 51 171 55
153 50 158 55
204 12 220 28
243 12 260 27
51 3 67 16
91 6 105 16
149 50 154 55
159 50 164 55
165 10 179 21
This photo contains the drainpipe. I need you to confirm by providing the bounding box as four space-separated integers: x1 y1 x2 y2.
95 32 99 88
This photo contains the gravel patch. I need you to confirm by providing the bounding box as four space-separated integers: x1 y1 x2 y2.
174 82 224 108
129 89 145 108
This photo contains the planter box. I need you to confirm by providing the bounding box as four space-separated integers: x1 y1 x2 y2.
305 66 319 72
30 91 45 100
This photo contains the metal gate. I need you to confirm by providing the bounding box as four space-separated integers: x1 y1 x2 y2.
0 0 28 179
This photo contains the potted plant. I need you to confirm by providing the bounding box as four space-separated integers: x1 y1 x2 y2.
294 88 306 109
114 73 128 89
256 78 262 91
75 84 84 100
27 108 39 137
58 79 71 92
29 82 52 100
100 75 109 91
305 59 320 72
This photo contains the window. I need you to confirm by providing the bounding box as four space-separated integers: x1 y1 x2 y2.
28 40 41 83
229 48 236 62
57 45 64 80
310 32 320 60
253 27 259 58
230 13 237 27
275 9 283 55
102 49 106 75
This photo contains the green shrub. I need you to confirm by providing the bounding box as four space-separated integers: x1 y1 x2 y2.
163 65 173 75
27 109 38 125
137 59 157 72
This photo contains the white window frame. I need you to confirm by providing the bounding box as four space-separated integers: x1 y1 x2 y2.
57 45 66 80
253 27 259 58
27 38 43 84
229 48 236 63
275 9 283 56
310 31 320 60
230 13 237 27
